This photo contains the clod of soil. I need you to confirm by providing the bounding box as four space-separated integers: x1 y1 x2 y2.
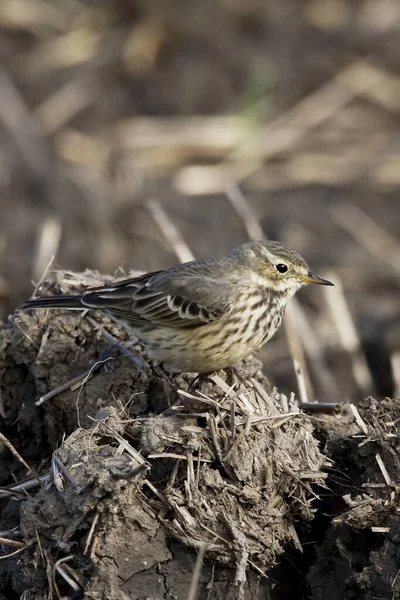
308 397 400 600
0 270 329 599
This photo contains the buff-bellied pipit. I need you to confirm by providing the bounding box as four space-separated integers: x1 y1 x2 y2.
22 241 333 373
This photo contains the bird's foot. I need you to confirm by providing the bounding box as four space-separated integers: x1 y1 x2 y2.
224 365 250 387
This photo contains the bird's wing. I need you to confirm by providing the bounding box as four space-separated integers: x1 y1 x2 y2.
81 263 237 328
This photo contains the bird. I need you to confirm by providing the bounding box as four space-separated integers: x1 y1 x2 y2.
22 241 333 373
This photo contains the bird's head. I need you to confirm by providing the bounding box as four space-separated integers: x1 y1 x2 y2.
232 240 333 297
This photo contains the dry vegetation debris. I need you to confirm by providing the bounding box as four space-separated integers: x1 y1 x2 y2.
0 269 330 598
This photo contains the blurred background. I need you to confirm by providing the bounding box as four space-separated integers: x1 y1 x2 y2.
0 0 399 403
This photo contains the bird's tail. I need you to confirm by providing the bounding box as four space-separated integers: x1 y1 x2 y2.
22 295 84 310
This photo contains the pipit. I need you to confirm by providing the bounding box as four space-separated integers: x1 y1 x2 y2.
22 241 333 373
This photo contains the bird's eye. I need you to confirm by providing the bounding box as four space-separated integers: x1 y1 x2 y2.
275 263 288 274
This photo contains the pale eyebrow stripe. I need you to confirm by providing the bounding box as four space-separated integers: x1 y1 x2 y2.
262 248 279 263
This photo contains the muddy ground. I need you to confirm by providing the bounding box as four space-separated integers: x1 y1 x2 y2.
0 1 400 599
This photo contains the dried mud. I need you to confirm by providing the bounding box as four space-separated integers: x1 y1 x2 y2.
0 271 398 600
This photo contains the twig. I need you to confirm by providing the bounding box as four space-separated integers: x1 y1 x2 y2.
36 348 115 405
55 564 80 592
84 512 100 556
0 433 33 475
288 523 303 553
35 528 44 561
0 537 25 548
178 389 229 411
36 368 94 406
0 474 50 498
143 479 169 505
53 556 80 596
0 546 26 560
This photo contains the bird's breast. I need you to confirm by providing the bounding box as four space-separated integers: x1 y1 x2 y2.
138 291 287 373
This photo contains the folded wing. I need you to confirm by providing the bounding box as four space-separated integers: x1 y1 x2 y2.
82 262 237 328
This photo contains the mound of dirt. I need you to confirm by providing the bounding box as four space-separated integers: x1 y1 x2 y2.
0 270 398 600
308 397 400 600
0 270 328 599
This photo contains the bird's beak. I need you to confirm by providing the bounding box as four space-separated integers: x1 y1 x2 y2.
298 271 334 286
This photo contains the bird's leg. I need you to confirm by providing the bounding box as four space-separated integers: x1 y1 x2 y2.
189 366 247 394
224 365 250 386
152 362 179 392
188 373 210 394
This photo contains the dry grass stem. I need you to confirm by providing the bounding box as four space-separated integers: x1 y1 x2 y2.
293 360 310 406
0 432 33 475
0 475 50 498
187 542 207 600
35 79 92 134
223 187 323 401
53 556 80 597
285 308 315 402
286 300 337 398
0 537 25 548
52 455 78 488
0 68 49 177
390 352 400 400
33 218 62 283
349 403 369 435
83 512 100 556
331 203 400 273
323 273 374 395
148 453 212 462
146 198 195 263
176 60 393 194
226 185 265 240
116 116 244 153
375 453 392 486
0 546 26 561
209 374 255 414
36 363 103 406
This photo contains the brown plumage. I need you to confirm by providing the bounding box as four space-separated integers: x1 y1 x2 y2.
22 241 333 373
